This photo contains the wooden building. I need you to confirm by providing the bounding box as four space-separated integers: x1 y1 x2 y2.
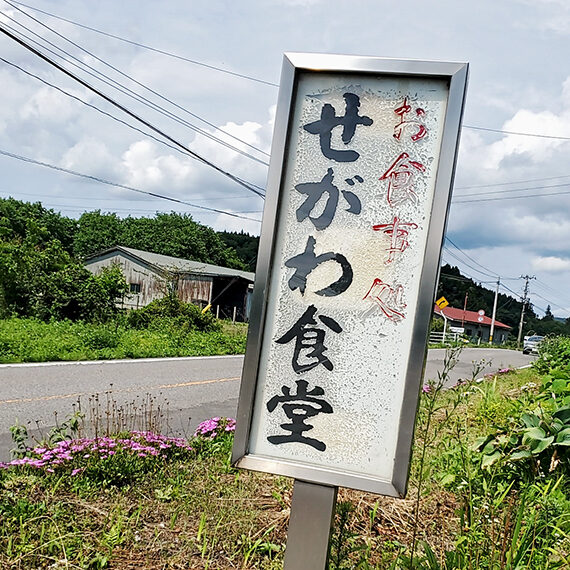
85 246 255 321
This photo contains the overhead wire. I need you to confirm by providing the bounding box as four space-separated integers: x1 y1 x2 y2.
12 0 279 87
0 12 270 168
0 56 198 159
454 181 570 199
2 52 271 200
453 189 570 204
0 188 256 203
463 124 570 141
444 237 499 278
10 1 570 144
6 2 570 208
455 174 570 191
532 292 567 314
0 148 262 223
0 22 266 198
4 0 270 160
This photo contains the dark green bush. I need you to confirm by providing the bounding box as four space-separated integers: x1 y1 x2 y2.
126 296 219 332
534 335 570 374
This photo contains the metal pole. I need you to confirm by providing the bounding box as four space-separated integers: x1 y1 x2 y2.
441 311 448 343
516 275 535 349
284 480 338 570
489 278 499 344
232 306 237 323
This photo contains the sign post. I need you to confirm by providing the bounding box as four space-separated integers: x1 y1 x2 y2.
232 53 468 567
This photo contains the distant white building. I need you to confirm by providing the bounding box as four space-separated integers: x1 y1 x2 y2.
85 245 254 321
434 305 511 344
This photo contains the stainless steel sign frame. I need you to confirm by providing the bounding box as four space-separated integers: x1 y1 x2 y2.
232 53 468 497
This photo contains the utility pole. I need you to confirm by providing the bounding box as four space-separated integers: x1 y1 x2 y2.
517 275 536 349
489 277 500 344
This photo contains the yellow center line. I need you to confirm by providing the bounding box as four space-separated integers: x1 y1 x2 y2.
0 376 241 406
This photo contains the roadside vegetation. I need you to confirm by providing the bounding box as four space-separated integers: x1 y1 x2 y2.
0 298 247 363
2 340 570 568
0 198 253 363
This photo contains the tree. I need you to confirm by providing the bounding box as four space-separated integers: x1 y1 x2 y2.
543 305 554 321
74 211 122 259
218 231 259 269
0 197 77 252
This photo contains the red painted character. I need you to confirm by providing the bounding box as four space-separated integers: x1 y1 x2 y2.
373 216 419 263
393 97 427 142
379 152 426 207
363 278 406 322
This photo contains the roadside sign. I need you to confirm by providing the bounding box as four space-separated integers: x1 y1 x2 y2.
478 309 485 316
436 296 449 309
478 316 484 322
233 53 469 498
450 326 464 333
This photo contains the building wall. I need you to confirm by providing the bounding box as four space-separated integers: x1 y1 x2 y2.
85 252 213 309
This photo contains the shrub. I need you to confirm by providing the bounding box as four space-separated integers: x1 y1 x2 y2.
534 335 570 375
126 295 219 332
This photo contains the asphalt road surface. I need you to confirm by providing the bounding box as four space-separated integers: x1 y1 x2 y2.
0 348 534 462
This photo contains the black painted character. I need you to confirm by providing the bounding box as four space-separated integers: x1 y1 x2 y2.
276 304 342 373
295 168 362 230
285 236 353 296
266 379 333 451
303 93 373 162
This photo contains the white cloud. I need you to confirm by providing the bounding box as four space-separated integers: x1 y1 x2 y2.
531 256 570 272
60 138 119 179
120 140 197 190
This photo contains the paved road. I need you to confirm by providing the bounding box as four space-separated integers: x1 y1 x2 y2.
423 347 534 387
0 349 534 462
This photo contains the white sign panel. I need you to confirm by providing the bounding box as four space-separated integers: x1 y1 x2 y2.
233 54 468 497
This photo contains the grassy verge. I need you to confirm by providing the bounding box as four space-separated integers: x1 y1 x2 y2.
0 318 248 363
1 348 570 568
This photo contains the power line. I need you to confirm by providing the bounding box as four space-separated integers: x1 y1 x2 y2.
4 0 270 161
0 192 262 215
464 124 570 141
12 0 279 87
0 56 195 158
442 247 497 280
0 188 256 203
0 148 262 223
2 53 271 192
532 291 567 314
453 188 570 204
0 15 270 168
444 237 499 278
0 23 265 199
11 2 570 145
534 278 570 303
454 181 570 199
455 173 570 191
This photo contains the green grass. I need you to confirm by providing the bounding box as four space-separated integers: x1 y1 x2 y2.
0 317 248 363
2 350 570 568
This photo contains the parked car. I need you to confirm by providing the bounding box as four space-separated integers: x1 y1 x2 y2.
523 335 544 354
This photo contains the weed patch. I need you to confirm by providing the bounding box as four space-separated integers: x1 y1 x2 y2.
0 317 247 363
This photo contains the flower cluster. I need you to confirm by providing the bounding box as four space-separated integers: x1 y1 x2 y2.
0 431 193 473
484 367 515 380
194 417 236 439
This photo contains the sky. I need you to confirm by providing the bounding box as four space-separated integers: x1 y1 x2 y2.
1 0 570 318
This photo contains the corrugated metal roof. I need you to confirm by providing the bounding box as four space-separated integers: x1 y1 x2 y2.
86 246 255 282
434 305 511 329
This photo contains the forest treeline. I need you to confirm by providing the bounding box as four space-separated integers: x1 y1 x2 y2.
0 196 566 336
0 197 259 321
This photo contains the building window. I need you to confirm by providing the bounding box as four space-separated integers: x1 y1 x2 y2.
129 283 141 294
